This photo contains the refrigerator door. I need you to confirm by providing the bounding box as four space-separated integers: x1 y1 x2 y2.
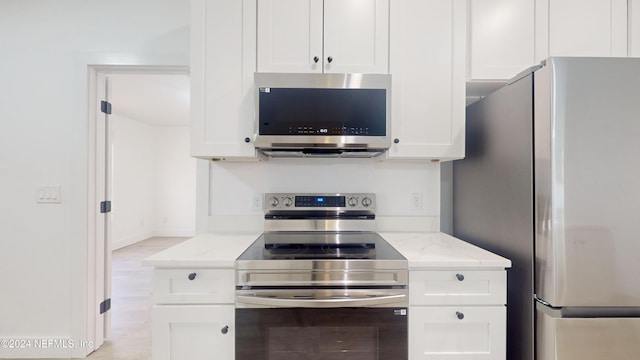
536 303 640 360
534 57 640 307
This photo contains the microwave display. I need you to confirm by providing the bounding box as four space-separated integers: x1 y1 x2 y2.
258 88 386 136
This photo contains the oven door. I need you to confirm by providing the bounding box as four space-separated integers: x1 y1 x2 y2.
236 306 407 360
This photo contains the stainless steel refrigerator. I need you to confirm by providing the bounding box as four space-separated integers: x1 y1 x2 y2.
452 57 640 360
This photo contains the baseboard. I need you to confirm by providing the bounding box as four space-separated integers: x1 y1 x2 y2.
111 231 154 250
151 229 196 238
112 229 195 250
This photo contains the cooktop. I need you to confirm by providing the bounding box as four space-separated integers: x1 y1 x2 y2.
236 231 405 261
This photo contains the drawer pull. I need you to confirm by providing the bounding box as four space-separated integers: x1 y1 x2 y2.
456 273 465 281
456 311 465 320
221 325 229 334
188 273 197 281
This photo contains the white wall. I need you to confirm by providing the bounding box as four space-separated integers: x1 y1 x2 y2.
153 126 197 238
208 159 441 232
112 114 156 248
0 1 189 358
111 117 195 250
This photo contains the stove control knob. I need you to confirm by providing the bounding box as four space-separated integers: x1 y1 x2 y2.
268 197 279 207
348 197 359 207
283 197 293 207
362 197 372 207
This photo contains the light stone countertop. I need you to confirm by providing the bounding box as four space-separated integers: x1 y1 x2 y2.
142 232 261 268
143 231 511 269
380 232 511 269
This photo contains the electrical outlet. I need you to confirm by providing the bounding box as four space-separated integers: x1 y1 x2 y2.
409 193 423 212
252 193 263 212
36 185 62 204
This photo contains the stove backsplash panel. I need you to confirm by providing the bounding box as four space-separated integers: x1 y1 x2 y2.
206 159 440 219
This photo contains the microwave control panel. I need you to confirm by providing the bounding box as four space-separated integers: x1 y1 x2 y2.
288 126 370 135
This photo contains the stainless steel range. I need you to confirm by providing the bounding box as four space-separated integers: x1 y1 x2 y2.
235 193 408 359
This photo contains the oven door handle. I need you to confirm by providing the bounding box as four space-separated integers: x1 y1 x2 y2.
236 294 406 308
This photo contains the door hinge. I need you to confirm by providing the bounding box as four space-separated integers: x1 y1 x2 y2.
100 100 112 115
99 298 111 314
100 201 111 213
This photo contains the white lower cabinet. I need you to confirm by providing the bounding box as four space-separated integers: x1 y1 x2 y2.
408 269 507 360
409 306 506 360
152 305 234 360
151 268 234 360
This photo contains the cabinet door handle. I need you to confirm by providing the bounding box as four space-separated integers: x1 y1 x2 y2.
221 325 229 334
327 56 333 63
188 273 197 281
313 56 319 63
244 137 251 143
456 273 465 281
456 311 465 320
394 138 400 144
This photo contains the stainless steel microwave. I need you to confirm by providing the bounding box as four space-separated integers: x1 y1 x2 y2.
252 73 391 158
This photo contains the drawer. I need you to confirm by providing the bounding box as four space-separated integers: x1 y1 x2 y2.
409 270 506 305
153 269 235 305
409 305 506 360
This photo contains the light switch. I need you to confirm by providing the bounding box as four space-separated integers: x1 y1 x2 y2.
36 185 62 204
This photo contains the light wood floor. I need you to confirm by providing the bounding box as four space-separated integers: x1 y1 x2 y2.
87 237 188 360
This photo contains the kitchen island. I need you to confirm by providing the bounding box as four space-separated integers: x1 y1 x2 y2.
144 232 510 360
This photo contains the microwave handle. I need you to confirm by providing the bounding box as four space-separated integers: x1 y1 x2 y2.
236 294 406 308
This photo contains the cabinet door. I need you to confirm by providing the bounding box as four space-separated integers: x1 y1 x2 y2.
323 0 389 73
153 269 235 305
152 305 234 360
409 270 507 306
409 306 506 360
388 0 466 160
535 0 627 62
257 0 324 73
468 0 535 80
191 0 257 160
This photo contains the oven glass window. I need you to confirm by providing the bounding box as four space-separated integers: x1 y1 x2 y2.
236 308 407 360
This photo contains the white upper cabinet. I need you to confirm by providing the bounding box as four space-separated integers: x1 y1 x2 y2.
257 0 389 74
257 0 323 73
387 0 466 160
468 0 535 80
190 0 258 160
469 0 631 81
535 0 628 62
323 0 389 73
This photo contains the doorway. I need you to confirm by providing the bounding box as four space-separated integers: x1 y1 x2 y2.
86 66 193 356
107 72 195 250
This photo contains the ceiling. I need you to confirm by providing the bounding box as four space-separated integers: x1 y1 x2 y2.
108 73 190 127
